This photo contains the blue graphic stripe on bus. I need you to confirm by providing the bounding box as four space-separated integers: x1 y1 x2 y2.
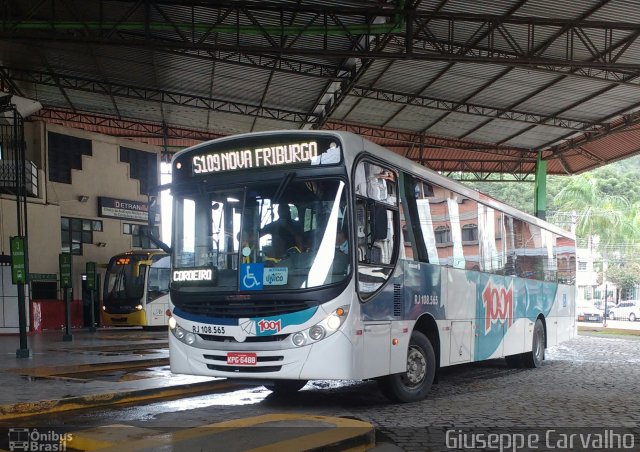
173 305 319 335
173 307 239 326
254 306 318 336
474 273 558 361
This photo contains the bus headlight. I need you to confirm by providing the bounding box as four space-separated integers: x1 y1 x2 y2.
290 306 348 347
309 325 325 341
136 304 143 311
175 326 186 339
326 314 341 330
168 317 177 329
292 332 306 347
185 333 196 345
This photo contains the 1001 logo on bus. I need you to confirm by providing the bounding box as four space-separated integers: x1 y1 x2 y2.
482 280 513 334
257 319 282 333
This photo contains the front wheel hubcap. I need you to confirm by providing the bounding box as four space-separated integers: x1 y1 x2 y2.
405 346 427 385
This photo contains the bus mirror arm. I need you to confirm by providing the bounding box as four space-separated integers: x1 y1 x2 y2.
147 195 172 254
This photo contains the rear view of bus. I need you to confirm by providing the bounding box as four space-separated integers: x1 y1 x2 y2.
102 251 171 327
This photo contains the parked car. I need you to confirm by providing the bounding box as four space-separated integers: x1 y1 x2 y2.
608 300 640 321
593 299 616 312
576 300 603 322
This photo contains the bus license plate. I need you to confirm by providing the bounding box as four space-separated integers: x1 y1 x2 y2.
227 352 257 365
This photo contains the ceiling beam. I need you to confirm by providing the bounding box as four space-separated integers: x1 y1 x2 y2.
33 107 223 142
4 5 640 74
350 86 600 130
323 121 532 158
3 67 316 124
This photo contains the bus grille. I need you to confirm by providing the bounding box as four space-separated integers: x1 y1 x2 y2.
174 299 316 318
105 306 136 314
199 333 289 343
206 364 282 373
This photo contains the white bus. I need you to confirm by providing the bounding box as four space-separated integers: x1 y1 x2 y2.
102 250 171 328
162 131 576 402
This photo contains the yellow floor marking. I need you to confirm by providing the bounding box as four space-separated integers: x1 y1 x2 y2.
89 414 373 452
8 358 168 378
0 381 239 420
244 426 374 452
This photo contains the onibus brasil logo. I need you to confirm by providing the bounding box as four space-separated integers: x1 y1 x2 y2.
8 428 73 451
482 280 513 334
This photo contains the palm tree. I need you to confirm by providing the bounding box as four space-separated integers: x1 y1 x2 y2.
552 173 629 246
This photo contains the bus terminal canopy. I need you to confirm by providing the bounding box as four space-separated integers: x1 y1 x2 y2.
3 0 640 178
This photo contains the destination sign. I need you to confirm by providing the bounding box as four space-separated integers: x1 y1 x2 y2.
190 140 341 175
173 268 214 282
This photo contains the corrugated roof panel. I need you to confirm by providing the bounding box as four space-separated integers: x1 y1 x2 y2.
265 72 327 112
518 0 602 19
64 91 116 116
426 112 492 138
15 84 66 109
205 111 262 135
438 0 516 15
384 104 445 132
331 95 359 120
515 77 612 116
163 104 210 128
562 85 640 122
541 30 607 62
151 51 213 92
590 1 640 23
423 19 489 50
208 64 271 105
470 68 560 109
345 98 404 126
251 117 300 133
425 63 508 103
465 119 536 144
585 127 640 159
112 97 165 125
356 59 394 87
88 45 157 88
503 125 569 149
41 44 99 76
371 60 453 95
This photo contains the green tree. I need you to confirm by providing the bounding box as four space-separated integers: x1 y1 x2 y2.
606 262 640 294
552 173 629 245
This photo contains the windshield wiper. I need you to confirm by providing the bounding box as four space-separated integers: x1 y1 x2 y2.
272 171 296 206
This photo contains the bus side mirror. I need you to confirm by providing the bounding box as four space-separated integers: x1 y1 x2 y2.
148 197 159 228
146 195 172 254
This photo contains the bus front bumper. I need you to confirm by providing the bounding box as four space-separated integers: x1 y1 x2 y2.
102 309 147 327
169 328 357 380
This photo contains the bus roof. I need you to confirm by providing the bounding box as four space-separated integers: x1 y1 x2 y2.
170 130 574 240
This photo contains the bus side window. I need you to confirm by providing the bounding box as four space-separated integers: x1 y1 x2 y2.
354 160 398 299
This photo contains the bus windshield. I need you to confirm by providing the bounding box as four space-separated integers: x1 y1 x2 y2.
173 178 350 292
105 255 146 301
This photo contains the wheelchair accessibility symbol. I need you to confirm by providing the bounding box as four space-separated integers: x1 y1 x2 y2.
241 263 264 291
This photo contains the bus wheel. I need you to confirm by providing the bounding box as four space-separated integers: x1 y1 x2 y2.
265 379 308 396
378 330 435 403
522 319 545 368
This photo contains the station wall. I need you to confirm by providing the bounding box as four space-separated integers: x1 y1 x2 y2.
0 121 162 332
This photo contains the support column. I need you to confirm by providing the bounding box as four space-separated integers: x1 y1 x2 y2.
534 151 547 220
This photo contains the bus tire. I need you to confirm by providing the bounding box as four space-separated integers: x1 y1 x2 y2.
378 330 436 403
522 318 545 368
265 379 308 396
